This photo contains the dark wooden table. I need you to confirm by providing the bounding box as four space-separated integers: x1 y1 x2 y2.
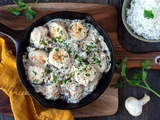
1 0 160 120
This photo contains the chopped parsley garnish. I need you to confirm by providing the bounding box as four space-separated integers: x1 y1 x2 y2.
88 24 91 28
63 42 70 48
33 79 38 83
53 74 57 82
144 10 154 19
75 54 82 62
68 49 73 53
30 39 34 43
57 36 62 40
57 27 60 32
61 66 64 69
86 45 96 52
40 40 47 45
83 67 87 71
95 40 99 44
85 73 90 76
96 58 102 67
55 48 59 52
59 80 63 85
32 71 37 75
73 50 76 54
52 37 57 42
66 73 70 76
59 79 69 85
42 73 44 78
47 69 53 73
63 42 75 54
64 79 69 84
60 30 63 35
46 64 50 68
85 61 89 65
57 55 62 59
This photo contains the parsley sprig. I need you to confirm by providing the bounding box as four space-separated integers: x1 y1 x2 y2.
111 57 160 98
7 0 38 21
144 10 154 19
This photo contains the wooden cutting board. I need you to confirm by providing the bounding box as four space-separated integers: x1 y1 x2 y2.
0 3 119 117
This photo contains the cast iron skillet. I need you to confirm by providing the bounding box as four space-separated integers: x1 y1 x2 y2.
0 11 115 109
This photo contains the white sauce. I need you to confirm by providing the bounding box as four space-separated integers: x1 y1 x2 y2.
23 18 111 103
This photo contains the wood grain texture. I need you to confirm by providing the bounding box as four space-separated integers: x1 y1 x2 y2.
0 3 119 117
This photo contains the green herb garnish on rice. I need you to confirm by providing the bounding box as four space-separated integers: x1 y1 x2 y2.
144 10 154 19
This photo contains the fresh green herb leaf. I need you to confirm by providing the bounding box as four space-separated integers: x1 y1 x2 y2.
86 45 96 52
85 73 90 76
144 10 154 19
7 7 22 16
115 57 127 72
53 74 57 82
13 0 27 8
52 37 57 42
32 70 37 75
42 73 44 78
59 79 69 85
111 58 160 99
57 28 60 32
111 82 123 88
110 79 126 88
56 36 62 41
7 0 38 21
59 80 63 85
55 48 59 52
96 58 101 67
132 73 142 80
142 60 151 69
68 49 73 54
33 79 38 83
64 79 69 84
60 30 63 35
75 54 82 62
61 66 64 69
25 7 37 21
40 40 47 45
46 64 50 68
88 24 91 28
66 73 70 76
128 80 141 86
47 69 53 73
73 50 76 54
121 62 127 77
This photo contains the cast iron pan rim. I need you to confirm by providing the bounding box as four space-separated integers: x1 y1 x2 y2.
16 11 115 109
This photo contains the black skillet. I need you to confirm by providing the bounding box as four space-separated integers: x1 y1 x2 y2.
0 11 115 109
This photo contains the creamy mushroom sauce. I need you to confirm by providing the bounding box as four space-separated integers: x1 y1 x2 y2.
23 19 111 103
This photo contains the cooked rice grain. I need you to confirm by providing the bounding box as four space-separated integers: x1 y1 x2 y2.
126 0 160 40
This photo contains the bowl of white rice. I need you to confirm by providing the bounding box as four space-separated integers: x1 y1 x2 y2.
122 0 160 42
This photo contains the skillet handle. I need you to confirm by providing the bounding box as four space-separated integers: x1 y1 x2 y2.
0 22 26 49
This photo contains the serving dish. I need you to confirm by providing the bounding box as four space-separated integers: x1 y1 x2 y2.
122 0 160 43
0 11 115 109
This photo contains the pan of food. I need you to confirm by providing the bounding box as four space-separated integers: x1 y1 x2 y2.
0 11 115 109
